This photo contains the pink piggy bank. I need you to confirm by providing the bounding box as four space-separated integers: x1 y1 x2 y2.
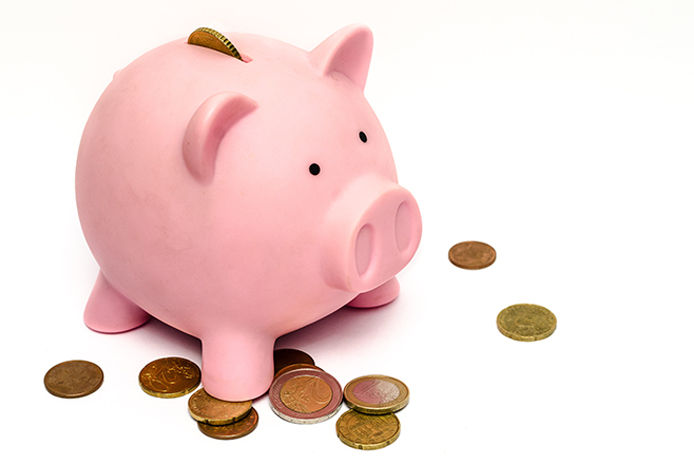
75 25 422 401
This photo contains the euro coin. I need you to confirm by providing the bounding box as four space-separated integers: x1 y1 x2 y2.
188 27 243 61
497 303 556 341
138 357 200 398
44 360 103 398
273 348 315 375
336 410 400 450
269 367 342 424
448 241 496 270
197 407 259 440
274 362 322 379
188 388 252 425
343 375 409 415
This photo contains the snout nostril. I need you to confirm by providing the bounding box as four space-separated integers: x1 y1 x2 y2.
355 224 374 276
395 201 413 252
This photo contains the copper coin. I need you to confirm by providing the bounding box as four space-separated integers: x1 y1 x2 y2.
336 410 400 450
273 348 315 375
138 357 201 398
273 363 322 379
44 360 103 398
344 375 409 415
197 407 259 440
269 367 342 424
497 303 557 341
448 241 496 270
188 388 253 425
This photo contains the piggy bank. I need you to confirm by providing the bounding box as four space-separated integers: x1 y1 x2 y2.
75 25 422 401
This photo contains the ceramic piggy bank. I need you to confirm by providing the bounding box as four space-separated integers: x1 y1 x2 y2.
75 25 422 400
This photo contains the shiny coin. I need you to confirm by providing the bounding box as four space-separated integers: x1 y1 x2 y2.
448 241 496 270
344 375 409 415
497 303 557 341
274 362 322 379
44 360 103 398
336 410 400 450
269 367 342 424
138 357 200 398
188 27 244 61
273 348 315 375
188 388 253 425
197 407 259 440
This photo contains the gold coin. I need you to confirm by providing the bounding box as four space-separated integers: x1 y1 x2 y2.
448 241 496 270
273 348 315 375
274 362 322 380
197 408 259 440
497 303 556 341
280 375 333 413
343 375 409 415
138 357 200 398
188 27 243 61
188 388 253 425
336 410 400 450
44 360 103 398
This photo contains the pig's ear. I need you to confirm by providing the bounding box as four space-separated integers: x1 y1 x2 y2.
183 92 257 183
309 25 373 90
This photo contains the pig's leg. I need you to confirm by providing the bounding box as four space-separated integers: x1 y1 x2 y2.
201 331 274 401
347 277 400 308
83 271 150 333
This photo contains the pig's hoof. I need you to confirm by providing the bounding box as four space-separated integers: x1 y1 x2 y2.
83 271 150 333
347 277 400 308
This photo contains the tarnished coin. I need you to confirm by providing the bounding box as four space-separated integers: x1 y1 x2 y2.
138 357 200 398
274 362 322 379
188 388 253 425
269 367 342 424
448 241 496 270
497 303 557 341
273 348 315 375
44 360 103 398
344 375 409 415
197 408 259 440
336 410 400 450
188 27 244 61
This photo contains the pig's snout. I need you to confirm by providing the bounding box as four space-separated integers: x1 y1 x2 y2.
322 175 422 294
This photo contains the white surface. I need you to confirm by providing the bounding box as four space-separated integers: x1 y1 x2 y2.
2 0 693 460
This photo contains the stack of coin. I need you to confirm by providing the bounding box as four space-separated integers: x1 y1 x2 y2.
336 375 409 450
188 388 258 439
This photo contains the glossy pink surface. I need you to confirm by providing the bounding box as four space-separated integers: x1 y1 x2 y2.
75 25 422 401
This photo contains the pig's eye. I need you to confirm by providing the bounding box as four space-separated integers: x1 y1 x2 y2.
309 163 321 175
359 131 367 143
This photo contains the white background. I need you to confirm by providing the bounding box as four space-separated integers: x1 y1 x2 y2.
2 0 693 461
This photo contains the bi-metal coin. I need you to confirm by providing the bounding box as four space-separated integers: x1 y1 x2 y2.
343 375 409 415
497 303 557 341
138 357 200 398
448 241 496 270
188 388 253 425
44 360 103 398
336 410 400 450
197 408 259 440
269 367 342 424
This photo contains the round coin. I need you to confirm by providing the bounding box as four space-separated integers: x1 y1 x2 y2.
197 407 259 440
188 388 253 425
448 241 496 270
44 360 103 398
274 362 322 379
187 27 244 61
138 357 201 398
336 410 400 450
497 303 557 341
269 367 342 424
273 348 315 375
344 375 409 415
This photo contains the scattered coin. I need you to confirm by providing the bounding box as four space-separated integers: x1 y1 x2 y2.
344 375 409 415
497 303 556 341
197 407 259 440
274 362 322 379
269 367 342 424
448 241 496 270
336 410 400 450
188 388 253 425
273 348 315 375
188 27 244 61
138 357 200 398
44 360 103 398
